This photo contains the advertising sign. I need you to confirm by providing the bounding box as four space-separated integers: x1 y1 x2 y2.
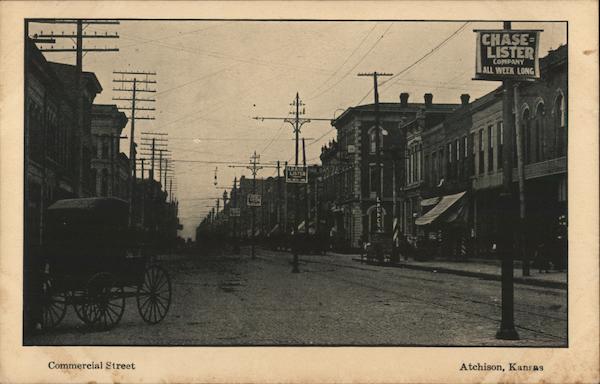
229 207 241 217
475 29 541 81
247 194 262 207
285 165 308 184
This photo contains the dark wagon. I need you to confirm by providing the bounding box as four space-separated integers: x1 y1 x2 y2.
40 197 172 331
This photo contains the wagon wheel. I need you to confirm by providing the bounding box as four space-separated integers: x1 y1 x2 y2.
83 272 125 330
136 265 171 324
72 289 98 325
40 276 67 330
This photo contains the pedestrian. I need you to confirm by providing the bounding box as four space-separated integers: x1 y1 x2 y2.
329 226 337 250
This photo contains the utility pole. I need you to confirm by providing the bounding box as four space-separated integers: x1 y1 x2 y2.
254 93 331 272
29 19 119 196
228 152 276 259
496 21 520 341
358 72 393 235
113 71 156 227
276 161 282 232
232 177 240 254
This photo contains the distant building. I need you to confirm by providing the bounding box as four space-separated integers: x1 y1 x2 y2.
90 104 129 199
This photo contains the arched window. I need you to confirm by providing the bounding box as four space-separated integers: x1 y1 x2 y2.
522 108 531 164
555 93 566 156
535 102 545 162
368 127 383 154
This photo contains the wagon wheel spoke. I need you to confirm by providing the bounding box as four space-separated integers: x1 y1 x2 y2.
137 265 171 324
41 277 67 330
83 273 125 330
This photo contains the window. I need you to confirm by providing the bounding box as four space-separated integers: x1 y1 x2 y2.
497 121 503 169
488 125 494 172
470 132 475 176
100 168 109 196
424 154 429 185
369 127 383 154
102 140 109 159
523 108 531 164
432 151 438 183
535 102 545 161
463 136 468 158
555 93 566 156
369 164 378 194
478 129 484 174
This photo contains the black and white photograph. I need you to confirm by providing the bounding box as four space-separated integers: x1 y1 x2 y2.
21 17 570 347
1 2 598 382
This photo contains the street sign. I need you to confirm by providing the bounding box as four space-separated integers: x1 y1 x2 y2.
247 194 262 207
285 165 308 184
230 207 241 217
474 29 541 81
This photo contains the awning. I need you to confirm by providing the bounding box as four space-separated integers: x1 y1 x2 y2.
420 197 441 207
415 191 466 226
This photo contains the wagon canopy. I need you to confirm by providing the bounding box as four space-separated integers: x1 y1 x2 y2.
48 197 129 212
46 197 130 243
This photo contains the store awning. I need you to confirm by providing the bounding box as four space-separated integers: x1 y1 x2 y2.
415 191 466 226
420 197 441 207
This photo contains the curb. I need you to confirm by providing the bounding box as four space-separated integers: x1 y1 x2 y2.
351 258 567 290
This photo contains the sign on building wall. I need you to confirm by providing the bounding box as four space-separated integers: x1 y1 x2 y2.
247 194 262 207
285 165 308 184
229 207 241 217
474 29 541 81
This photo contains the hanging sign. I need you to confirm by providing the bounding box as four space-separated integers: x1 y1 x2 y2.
285 165 308 184
474 29 541 81
247 194 262 207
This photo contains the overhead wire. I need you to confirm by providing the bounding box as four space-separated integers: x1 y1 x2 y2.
309 22 394 101
354 22 470 106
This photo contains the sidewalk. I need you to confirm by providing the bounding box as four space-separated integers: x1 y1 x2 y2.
345 254 567 290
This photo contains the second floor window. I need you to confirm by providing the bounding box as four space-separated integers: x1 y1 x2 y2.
488 125 494 172
478 129 484 174
555 93 566 157
369 128 383 154
497 121 503 169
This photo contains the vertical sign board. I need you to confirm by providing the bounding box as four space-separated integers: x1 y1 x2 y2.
475 30 541 81
285 165 308 184
247 194 262 207
230 207 241 217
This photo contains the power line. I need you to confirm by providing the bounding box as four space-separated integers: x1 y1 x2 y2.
308 23 378 97
354 22 470 106
309 22 394 101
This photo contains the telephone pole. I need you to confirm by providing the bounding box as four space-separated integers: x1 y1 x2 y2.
254 93 331 272
229 151 277 259
28 19 119 197
113 71 157 227
496 21 520 341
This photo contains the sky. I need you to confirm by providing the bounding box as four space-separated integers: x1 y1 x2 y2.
29 20 567 239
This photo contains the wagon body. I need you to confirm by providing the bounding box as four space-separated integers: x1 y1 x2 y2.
40 197 172 331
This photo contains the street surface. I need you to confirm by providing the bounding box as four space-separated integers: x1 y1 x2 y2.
26 248 567 346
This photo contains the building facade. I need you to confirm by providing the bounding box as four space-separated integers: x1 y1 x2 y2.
322 94 457 249
90 104 129 199
413 45 567 266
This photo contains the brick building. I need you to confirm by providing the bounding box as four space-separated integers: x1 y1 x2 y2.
90 104 129 199
414 45 567 266
321 94 457 249
25 38 102 249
